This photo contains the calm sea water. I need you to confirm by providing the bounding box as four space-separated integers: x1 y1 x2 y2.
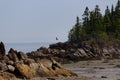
4 42 51 53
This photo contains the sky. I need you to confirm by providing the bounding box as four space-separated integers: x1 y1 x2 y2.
0 0 117 43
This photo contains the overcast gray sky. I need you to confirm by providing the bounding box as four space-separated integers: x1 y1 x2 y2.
0 0 117 43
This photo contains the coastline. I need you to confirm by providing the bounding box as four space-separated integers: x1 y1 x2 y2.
17 59 120 80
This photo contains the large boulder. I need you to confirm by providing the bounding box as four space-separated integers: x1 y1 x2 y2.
37 58 77 77
0 42 5 60
8 48 19 62
15 62 35 79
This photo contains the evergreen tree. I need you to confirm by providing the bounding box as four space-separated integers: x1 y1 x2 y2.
110 5 116 33
104 6 111 33
90 5 104 35
68 17 82 42
68 1 120 44
115 0 120 39
82 7 90 34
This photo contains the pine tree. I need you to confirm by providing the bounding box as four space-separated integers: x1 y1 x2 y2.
115 0 120 39
89 5 104 34
68 17 82 42
104 6 111 33
82 7 90 35
110 5 116 33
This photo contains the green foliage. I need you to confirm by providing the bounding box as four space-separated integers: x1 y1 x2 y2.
68 17 82 42
68 0 120 45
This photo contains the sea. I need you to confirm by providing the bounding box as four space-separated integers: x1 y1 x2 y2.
4 42 52 53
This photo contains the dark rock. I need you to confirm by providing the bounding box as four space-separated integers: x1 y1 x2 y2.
101 76 107 78
47 78 56 80
0 42 5 60
114 64 120 68
8 48 19 62
27 51 46 59
17 51 28 60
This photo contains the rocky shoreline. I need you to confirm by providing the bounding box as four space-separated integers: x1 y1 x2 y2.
0 41 120 80
0 42 77 80
27 41 120 63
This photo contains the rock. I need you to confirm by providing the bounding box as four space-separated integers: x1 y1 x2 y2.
47 78 56 80
24 58 35 64
6 60 14 65
0 72 16 80
0 62 8 72
15 62 35 79
27 51 46 59
29 58 77 77
0 42 5 60
101 76 107 78
38 46 50 54
55 68 77 77
8 48 19 62
17 51 28 61
30 62 53 77
7 65 15 72
37 58 77 77
60 49 66 54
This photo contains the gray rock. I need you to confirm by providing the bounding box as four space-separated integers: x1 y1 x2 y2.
0 62 8 71
7 65 15 72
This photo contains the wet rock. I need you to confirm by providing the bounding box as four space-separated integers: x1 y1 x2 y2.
8 48 19 62
0 42 5 60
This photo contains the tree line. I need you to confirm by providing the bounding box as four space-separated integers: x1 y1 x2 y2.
68 0 120 45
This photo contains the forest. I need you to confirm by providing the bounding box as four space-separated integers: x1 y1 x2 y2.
68 0 120 46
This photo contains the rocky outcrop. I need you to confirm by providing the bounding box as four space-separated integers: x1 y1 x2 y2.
8 48 19 62
15 62 35 79
0 42 77 79
0 42 5 60
14 59 77 79
47 42 120 62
